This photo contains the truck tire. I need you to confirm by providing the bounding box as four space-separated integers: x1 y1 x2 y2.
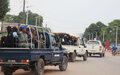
70 52 76 62
31 66 36 72
59 56 68 71
35 58 45 75
89 53 92 57
103 53 105 57
83 52 87 61
4 71 13 75
100 53 103 57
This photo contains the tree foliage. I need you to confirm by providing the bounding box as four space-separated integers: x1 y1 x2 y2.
84 20 120 43
83 21 106 41
0 0 10 20
4 11 43 26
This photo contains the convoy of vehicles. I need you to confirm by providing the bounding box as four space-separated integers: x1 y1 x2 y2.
86 40 105 57
0 25 69 75
54 33 88 62
0 23 106 75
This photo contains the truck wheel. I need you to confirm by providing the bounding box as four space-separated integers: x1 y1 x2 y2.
103 53 105 57
4 71 13 75
89 53 92 57
31 66 36 72
35 58 45 75
59 56 68 71
100 53 103 57
70 52 76 62
83 52 87 61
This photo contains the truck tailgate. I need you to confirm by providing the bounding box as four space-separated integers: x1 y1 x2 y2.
0 49 31 60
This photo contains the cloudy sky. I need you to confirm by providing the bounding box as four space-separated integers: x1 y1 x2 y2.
9 0 120 33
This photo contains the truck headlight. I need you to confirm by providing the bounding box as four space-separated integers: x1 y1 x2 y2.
67 51 70 54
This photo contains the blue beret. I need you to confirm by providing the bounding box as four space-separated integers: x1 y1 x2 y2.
20 25 27 29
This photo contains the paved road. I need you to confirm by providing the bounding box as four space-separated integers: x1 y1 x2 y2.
0 53 120 75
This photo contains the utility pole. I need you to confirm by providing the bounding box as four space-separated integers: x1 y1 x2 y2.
91 33 93 40
89 34 90 40
96 32 97 39
36 17 38 26
103 31 105 42
26 11 29 25
26 6 29 25
38 17 40 26
22 0 26 24
116 26 118 46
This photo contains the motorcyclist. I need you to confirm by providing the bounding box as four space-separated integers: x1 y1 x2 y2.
112 45 117 56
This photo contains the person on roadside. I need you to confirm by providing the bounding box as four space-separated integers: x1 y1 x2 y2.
112 44 117 56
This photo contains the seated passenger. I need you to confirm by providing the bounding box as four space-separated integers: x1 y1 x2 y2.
39 34 45 48
12 27 19 47
17 24 30 48
13 27 18 38
55 36 62 50
1 34 7 47
32 30 38 48
26 28 31 43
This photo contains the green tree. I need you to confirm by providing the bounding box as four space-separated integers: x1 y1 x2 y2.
0 0 10 20
4 14 18 23
83 21 106 41
107 20 120 42
109 20 120 27
17 11 43 26
84 20 120 43
4 11 44 26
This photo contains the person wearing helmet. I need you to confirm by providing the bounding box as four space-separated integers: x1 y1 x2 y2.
17 24 30 48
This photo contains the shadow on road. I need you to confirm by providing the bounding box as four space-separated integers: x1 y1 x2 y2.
75 60 84 62
45 69 61 74
14 69 61 75
14 72 34 75
88 56 102 58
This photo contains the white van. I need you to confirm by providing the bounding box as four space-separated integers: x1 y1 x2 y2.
87 40 105 57
54 33 88 62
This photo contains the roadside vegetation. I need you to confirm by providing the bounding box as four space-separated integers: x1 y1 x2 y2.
3 11 43 26
0 0 43 27
83 20 120 43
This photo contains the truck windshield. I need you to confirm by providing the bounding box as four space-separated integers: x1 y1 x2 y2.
87 41 99 45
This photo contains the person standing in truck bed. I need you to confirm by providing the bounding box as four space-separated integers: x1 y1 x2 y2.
17 24 30 48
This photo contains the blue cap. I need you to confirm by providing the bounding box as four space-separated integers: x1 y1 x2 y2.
20 25 27 29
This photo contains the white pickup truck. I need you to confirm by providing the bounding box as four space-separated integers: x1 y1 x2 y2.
54 33 88 62
86 40 105 57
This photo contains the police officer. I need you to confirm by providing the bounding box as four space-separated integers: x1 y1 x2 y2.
17 24 30 48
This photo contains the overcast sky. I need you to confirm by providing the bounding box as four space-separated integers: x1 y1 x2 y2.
9 0 120 33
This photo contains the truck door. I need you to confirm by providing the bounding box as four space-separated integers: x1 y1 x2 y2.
51 35 62 62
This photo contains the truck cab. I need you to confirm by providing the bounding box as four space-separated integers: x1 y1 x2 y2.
54 33 88 62
0 25 69 75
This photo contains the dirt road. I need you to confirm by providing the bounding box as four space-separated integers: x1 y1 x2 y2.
0 53 120 75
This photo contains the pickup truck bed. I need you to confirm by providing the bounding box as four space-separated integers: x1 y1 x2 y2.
0 48 64 66
0 32 69 75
